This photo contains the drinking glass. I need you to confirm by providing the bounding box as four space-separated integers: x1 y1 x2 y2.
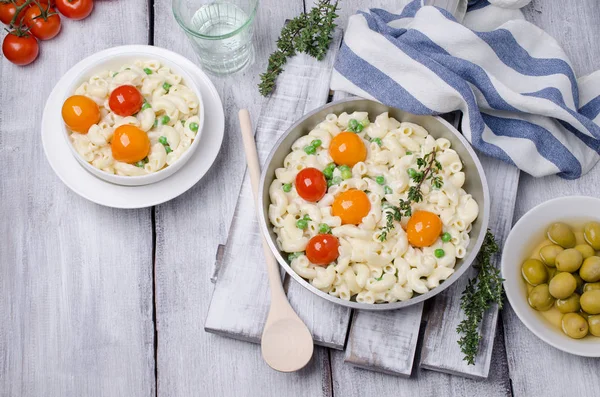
172 0 259 75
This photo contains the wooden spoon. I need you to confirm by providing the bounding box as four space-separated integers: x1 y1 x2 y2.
238 109 314 372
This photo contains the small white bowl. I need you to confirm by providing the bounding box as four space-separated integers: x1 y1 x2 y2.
502 196 600 357
61 50 205 186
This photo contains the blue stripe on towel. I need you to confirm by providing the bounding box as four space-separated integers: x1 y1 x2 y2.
482 113 582 179
334 43 434 115
468 1 490 11
580 96 600 120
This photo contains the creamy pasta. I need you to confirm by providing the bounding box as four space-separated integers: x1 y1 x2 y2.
268 111 479 304
68 59 201 176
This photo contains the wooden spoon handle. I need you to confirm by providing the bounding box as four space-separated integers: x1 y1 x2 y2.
238 109 286 299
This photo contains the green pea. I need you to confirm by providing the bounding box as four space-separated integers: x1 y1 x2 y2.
323 167 334 179
296 219 308 230
304 145 316 155
327 179 333 188
371 137 382 146
165 146 173 154
282 183 292 193
435 249 445 258
348 119 359 131
189 122 199 132
407 168 418 178
303 214 311 221
158 136 168 145
332 176 342 185
375 176 385 185
341 169 352 180
384 186 393 195
288 252 303 261
355 123 364 132
442 232 452 242
311 139 322 148
318 223 331 234
143 68 153 75
141 102 151 111
360 119 370 127
134 160 145 168
406 151 413 155
161 115 170 125
163 82 172 92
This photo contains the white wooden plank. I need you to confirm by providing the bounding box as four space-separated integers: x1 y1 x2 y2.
332 320 511 397
344 304 424 376
419 156 519 379
204 31 351 349
503 1 600 396
153 1 334 395
0 1 154 396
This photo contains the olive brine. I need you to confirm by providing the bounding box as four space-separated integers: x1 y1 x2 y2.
522 221 600 339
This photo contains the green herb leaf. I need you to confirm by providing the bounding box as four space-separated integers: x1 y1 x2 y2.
456 231 504 365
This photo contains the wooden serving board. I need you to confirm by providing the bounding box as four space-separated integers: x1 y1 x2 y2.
204 26 520 378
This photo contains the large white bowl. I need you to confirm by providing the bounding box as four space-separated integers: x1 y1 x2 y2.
61 50 205 186
502 196 600 357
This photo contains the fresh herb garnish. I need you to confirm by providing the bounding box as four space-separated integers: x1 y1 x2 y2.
456 230 504 365
258 0 339 96
378 150 443 241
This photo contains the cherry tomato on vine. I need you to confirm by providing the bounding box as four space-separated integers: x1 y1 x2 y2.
55 0 93 20
295 167 327 202
24 3 61 40
0 0 30 25
306 234 340 265
2 30 38 65
108 85 144 117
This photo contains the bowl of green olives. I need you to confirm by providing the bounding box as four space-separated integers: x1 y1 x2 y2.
502 196 600 357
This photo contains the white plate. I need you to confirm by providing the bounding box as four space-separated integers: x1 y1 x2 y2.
502 196 600 357
41 45 224 209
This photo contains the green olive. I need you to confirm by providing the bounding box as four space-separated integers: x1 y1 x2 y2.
555 248 583 273
547 267 558 281
584 222 600 250
547 222 576 248
580 256 600 282
521 259 548 286
575 244 596 259
561 313 589 339
556 293 581 313
528 284 555 311
588 314 600 337
580 290 600 314
583 282 600 293
539 244 564 267
549 272 577 299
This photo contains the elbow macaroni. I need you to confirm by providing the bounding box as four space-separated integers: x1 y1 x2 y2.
268 112 480 303
68 60 201 176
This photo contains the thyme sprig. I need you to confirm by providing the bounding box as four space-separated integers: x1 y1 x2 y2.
379 150 443 241
457 230 504 365
258 0 339 96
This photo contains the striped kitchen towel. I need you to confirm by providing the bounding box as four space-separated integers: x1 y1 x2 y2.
331 0 600 179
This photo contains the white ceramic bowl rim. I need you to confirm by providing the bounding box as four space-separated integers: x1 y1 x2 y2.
61 50 205 184
502 195 600 357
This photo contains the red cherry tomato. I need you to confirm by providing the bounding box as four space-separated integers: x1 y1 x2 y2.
0 0 29 25
55 0 93 20
24 4 61 40
108 85 144 117
295 167 327 202
306 234 340 266
2 30 38 66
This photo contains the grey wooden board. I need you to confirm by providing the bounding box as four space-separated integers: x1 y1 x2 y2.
153 0 334 395
503 2 600 396
332 317 511 397
419 156 519 379
204 31 352 349
0 1 155 396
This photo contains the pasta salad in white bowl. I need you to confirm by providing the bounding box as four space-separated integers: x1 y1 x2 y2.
60 52 204 186
259 99 490 310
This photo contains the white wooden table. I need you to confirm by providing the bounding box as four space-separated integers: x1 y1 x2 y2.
1 1 599 396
